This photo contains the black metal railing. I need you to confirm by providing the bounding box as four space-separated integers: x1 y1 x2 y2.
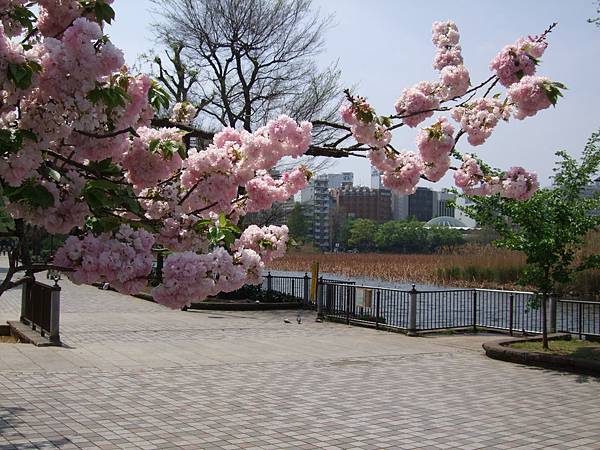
557 300 600 339
21 279 61 343
261 272 311 303
259 276 599 337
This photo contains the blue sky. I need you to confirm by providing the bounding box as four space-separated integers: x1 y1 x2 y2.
108 0 600 187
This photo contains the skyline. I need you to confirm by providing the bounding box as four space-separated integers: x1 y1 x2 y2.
108 0 600 188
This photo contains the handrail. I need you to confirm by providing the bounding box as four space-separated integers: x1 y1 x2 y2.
557 299 600 305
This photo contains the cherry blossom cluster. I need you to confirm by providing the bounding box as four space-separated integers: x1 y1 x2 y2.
177 115 312 216
507 76 554 120
490 36 547 87
53 224 155 294
450 98 512 146
394 81 440 128
340 97 391 148
432 21 470 100
415 117 455 182
432 21 463 70
150 247 263 309
232 225 289 264
454 154 538 200
245 168 311 212
369 148 423 195
171 101 197 125
122 127 184 190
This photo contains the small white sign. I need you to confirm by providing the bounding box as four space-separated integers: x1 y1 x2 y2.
356 288 373 309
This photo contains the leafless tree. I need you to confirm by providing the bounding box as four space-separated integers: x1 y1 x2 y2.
147 0 344 146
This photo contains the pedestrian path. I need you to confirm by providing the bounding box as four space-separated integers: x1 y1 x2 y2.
0 263 599 449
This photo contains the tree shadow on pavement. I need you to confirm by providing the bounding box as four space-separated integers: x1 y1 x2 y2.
0 406 73 449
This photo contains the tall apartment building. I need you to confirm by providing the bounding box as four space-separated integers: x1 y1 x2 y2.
300 174 333 250
331 186 392 222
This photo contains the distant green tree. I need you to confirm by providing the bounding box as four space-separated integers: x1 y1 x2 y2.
333 216 354 249
427 226 465 250
348 219 378 251
286 203 309 243
373 219 464 253
463 133 600 349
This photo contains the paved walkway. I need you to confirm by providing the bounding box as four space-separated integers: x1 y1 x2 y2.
0 266 599 449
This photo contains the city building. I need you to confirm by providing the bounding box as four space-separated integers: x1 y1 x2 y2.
331 186 392 222
300 174 333 250
371 167 382 189
388 184 459 223
327 172 354 189
435 190 456 218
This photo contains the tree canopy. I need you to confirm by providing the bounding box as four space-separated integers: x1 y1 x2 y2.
463 132 600 347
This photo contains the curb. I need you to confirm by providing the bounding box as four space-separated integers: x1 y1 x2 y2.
7 321 61 347
186 302 303 311
482 334 600 376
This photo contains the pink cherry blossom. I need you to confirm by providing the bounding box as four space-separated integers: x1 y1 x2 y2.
508 76 554 120
490 37 547 87
450 98 511 146
395 81 440 128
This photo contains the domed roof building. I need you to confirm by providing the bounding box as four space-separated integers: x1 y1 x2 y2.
425 216 470 229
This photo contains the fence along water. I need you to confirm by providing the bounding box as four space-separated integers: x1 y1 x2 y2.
262 274 599 337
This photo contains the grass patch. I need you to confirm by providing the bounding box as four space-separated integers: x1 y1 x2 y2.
510 339 600 362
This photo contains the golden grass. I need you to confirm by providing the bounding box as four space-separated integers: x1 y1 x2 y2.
269 244 527 289
0 335 19 343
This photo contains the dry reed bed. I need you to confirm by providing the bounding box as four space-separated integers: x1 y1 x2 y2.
268 246 527 289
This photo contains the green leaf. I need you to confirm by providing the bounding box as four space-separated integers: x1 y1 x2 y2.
3 181 54 208
148 80 171 112
86 84 130 109
86 216 122 233
87 158 122 176
47 168 61 182
10 5 37 32
7 61 42 90
79 0 115 24
94 1 115 24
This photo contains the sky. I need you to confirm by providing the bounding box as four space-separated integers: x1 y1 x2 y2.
108 0 600 188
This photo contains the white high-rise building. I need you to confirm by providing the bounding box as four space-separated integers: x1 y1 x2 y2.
371 167 382 189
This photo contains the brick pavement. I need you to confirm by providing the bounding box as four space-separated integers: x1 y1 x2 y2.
0 261 599 449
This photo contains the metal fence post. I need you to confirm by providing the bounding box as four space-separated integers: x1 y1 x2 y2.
266 272 272 295
375 290 381 330
408 284 418 336
548 295 557 334
509 294 514 336
472 290 478 333
578 302 583 340
303 273 309 306
316 277 324 320
345 286 350 325
20 276 30 324
49 285 61 344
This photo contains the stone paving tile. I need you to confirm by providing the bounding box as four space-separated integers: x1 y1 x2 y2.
1 263 600 448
